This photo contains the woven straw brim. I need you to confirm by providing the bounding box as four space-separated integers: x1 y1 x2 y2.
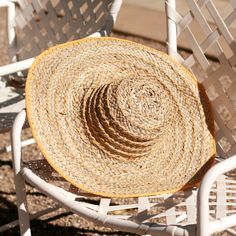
26 37 216 198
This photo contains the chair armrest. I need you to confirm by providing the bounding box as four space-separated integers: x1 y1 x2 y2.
197 155 236 235
22 166 194 236
0 58 35 77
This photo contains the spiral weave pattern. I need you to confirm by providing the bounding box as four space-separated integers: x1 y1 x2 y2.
26 37 215 197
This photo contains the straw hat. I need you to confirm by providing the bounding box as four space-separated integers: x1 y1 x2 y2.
26 37 216 197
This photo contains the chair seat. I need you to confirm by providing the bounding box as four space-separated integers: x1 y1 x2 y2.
23 159 236 235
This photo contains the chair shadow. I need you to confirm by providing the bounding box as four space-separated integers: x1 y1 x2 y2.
0 91 24 109
2 219 136 236
0 159 12 168
0 113 19 134
0 194 135 236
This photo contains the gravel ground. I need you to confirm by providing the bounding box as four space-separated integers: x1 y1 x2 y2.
0 5 231 236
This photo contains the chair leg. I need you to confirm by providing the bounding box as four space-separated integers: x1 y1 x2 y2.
11 110 31 236
14 173 31 236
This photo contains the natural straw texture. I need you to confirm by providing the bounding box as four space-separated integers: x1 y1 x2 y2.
26 37 216 198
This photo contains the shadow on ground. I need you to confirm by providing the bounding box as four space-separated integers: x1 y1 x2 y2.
0 194 135 236
2 220 135 236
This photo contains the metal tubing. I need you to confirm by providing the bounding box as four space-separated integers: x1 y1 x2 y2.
197 155 236 236
209 214 236 234
0 0 13 8
11 110 31 236
166 0 177 56
22 167 192 236
88 32 102 38
109 0 123 22
5 138 35 153
0 58 34 77
7 0 16 48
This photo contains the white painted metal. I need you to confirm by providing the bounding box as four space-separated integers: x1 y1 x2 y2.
88 32 102 38
166 0 236 235
11 109 236 235
11 110 31 236
0 0 11 7
16 166 196 236
110 0 122 22
209 214 236 234
0 57 34 77
197 155 236 236
6 0 16 49
166 0 177 56
0 0 16 62
5 138 35 153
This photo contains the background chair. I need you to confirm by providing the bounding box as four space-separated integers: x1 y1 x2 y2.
0 0 122 143
5 0 236 235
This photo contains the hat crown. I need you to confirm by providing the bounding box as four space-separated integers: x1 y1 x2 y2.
112 78 175 134
82 78 175 160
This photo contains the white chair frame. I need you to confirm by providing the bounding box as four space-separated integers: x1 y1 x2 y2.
2 0 236 235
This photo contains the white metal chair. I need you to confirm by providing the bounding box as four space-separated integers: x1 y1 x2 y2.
5 0 236 235
0 0 121 138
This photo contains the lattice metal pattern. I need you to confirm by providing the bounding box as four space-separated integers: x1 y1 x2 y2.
166 0 236 159
10 0 113 60
90 175 236 227
26 159 236 229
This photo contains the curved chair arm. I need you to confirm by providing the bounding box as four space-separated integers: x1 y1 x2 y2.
22 166 194 236
197 155 236 236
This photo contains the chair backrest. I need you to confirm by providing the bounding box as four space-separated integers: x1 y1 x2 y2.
166 0 236 159
8 0 122 61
